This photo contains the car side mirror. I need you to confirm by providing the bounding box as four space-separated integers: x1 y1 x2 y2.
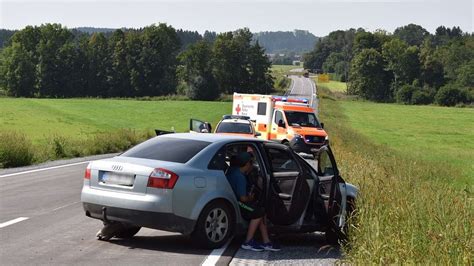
278 120 286 128
255 132 261 137
320 122 324 129
205 122 212 133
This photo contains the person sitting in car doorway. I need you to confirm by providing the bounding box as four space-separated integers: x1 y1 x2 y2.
226 152 280 252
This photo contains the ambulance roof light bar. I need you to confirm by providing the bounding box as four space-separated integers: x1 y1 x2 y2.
272 96 309 104
222 115 251 120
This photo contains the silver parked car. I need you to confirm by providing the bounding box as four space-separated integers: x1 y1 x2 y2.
81 133 357 248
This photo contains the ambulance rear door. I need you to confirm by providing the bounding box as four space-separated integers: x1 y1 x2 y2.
233 93 273 140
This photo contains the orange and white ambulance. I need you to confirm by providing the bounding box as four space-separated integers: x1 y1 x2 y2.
232 93 328 154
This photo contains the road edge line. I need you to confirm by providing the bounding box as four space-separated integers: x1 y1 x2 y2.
0 161 89 178
201 238 233 266
0 217 29 228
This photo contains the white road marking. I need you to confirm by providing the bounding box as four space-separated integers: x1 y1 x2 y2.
0 161 89 178
51 201 80 212
201 238 232 266
0 217 29 228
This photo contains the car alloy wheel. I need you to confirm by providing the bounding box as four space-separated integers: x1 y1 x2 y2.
204 207 229 243
192 200 235 249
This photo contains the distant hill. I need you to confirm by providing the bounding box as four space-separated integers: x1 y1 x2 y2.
253 30 318 54
72 28 319 53
75 27 116 34
0 29 16 48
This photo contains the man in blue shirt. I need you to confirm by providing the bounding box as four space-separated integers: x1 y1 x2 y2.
226 152 280 252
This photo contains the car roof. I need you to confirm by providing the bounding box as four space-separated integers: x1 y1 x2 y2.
159 132 264 143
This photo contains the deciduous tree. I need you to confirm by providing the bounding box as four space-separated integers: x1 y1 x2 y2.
349 48 392 102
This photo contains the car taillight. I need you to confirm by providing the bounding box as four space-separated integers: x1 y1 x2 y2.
84 164 91 180
147 168 179 189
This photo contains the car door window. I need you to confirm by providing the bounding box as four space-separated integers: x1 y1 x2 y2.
319 150 335 176
190 119 210 133
296 156 318 180
208 147 227 171
266 148 299 172
274 111 284 127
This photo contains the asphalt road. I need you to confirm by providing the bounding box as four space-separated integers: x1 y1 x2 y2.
0 157 340 266
287 75 315 98
0 161 227 265
287 74 319 114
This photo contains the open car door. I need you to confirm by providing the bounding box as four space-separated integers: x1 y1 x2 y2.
189 118 211 133
263 143 310 226
316 146 347 232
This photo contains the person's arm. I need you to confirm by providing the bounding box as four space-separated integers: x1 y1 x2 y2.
236 174 254 203
239 194 254 203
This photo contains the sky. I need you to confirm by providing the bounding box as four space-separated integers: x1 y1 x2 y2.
1 0 472 36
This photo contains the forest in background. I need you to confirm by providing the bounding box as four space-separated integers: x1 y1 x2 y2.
304 24 473 106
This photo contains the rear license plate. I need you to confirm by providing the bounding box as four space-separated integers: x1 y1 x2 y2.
100 172 135 186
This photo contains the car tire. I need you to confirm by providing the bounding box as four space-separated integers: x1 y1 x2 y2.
115 225 141 239
192 200 235 249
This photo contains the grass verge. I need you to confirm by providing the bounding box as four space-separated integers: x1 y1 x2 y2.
0 129 155 168
318 88 472 264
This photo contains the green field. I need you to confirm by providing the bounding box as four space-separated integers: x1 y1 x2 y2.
340 101 474 186
316 80 348 92
0 98 231 144
0 98 232 166
317 79 473 186
271 64 300 74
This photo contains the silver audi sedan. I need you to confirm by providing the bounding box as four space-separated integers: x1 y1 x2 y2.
81 133 357 248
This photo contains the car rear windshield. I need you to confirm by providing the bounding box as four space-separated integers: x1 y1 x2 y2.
216 122 252 134
120 137 211 163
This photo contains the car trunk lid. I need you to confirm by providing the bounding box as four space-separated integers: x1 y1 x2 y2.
89 156 183 194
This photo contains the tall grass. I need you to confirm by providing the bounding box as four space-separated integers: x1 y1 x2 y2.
0 131 35 167
1 129 154 167
318 88 472 264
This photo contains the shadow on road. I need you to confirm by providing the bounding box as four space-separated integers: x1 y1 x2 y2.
107 234 210 255
230 232 341 265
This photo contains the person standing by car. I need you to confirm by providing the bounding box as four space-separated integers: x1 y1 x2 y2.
226 152 280 252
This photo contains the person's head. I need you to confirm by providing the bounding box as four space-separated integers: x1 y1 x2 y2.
236 152 254 174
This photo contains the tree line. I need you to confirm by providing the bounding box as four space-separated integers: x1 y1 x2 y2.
0 24 273 100
304 24 473 106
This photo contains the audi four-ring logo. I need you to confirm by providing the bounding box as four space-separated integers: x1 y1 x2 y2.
111 165 123 171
